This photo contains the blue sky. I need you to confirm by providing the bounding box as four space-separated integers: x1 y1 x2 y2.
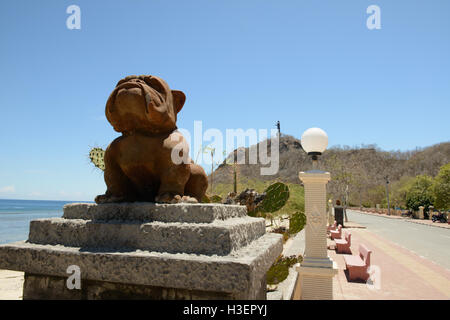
0 0 449 201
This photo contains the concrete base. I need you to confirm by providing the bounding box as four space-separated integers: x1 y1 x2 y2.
0 203 283 300
296 261 338 300
23 273 238 300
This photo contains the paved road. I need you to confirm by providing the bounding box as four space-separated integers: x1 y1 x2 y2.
347 210 450 271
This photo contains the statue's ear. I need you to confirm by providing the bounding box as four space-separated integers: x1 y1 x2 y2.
172 90 186 113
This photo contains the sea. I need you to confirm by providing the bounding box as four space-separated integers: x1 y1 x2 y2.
0 199 90 244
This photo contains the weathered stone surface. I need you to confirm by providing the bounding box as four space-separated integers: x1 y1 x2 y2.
63 202 247 223
0 233 282 299
0 203 283 299
28 216 266 255
23 273 233 300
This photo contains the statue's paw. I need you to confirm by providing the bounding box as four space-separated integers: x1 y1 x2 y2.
95 194 110 204
155 194 198 204
155 193 182 204
171 195 183 204
181 196 198 204
95 194 126 204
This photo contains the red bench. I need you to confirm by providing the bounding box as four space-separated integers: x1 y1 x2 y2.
343 244 372 281
335 232 351 254
330 225 342 240
327 220 337 233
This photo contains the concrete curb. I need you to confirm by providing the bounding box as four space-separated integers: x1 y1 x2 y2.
403 219 450 229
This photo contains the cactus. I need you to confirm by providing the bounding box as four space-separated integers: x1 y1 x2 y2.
289 211 306 234
267 254 302 285
202 194 222 203
259 182 290 213
210 195 222 203
89 147 105 171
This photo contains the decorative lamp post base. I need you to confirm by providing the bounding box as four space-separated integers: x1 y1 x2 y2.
296 262 338 300
297 170 338 300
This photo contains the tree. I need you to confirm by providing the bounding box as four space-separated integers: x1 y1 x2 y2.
405 175 434 212
203 146 216 194
432 163 450 210
222 150 239 194
201 144 223 195
324 154 353 203
390 176 415 209
367 185 386 207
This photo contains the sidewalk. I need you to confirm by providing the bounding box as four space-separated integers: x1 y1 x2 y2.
330 228 450 299
354 209 450 230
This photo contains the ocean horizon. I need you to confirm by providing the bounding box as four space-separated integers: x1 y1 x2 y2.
0 198 94 244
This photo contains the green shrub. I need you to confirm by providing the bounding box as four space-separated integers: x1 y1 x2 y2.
405 175 434 212
210 195 222 203
432 163 450 210
362 202 371 208
266 255 302 285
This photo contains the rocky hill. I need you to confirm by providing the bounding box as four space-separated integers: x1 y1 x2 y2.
210 134 450 206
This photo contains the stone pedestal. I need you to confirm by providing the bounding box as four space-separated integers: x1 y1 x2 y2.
0 203 282 300
418 206 424 220
429 206 434 220
296 171 338 300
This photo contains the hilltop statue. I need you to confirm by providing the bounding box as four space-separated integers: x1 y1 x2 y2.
95 75 208 204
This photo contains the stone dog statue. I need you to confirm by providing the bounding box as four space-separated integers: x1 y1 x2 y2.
95 75 208 204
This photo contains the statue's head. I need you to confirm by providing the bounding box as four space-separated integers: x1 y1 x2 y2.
105 75 186 134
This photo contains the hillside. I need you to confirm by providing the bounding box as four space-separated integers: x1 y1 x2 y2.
209 135 450 207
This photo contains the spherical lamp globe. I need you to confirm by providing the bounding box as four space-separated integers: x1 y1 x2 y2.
301 127 328 158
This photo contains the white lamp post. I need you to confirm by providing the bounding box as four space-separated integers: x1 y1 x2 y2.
296 127 338 300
